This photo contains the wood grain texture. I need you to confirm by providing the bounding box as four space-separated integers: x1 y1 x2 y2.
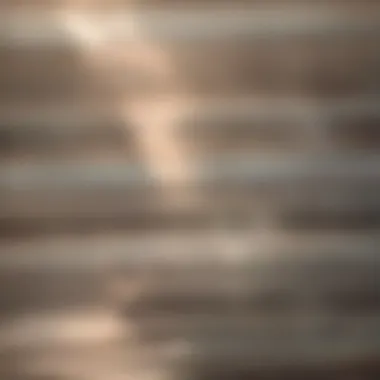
0 1 379 379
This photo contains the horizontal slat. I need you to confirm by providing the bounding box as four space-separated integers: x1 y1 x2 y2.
3 209 379 237
1 8 379 48
1 157 379 198
2 98 379 158
0 311 379 370
1 230 378 269
1 0 378 8
1 349 379 380
2 155 379 188
2 97 380 126
1 251 377 317
1 156 379 225
1 0 377 9
1 15 379 98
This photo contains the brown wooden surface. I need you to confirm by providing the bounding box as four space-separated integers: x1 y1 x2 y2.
0 1 379 379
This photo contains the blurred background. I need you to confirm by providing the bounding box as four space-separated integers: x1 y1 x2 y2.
0 1 380 379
